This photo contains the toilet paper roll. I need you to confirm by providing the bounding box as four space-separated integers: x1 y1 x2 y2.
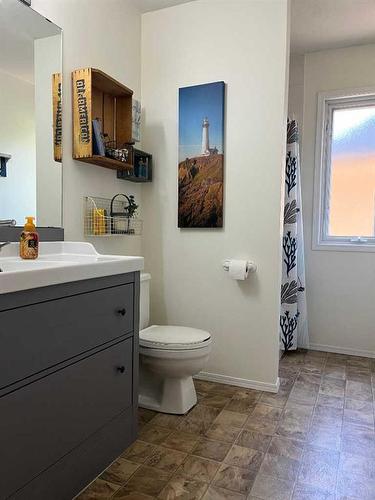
228 260 249 280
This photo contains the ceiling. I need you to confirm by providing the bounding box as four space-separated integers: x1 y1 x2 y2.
136 0 194 13
0 0 61 83
291 0 375 54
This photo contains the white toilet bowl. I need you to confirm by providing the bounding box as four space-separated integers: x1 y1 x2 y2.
138 275 211 414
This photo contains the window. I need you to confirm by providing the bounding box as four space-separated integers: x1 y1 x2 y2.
314 88 375 251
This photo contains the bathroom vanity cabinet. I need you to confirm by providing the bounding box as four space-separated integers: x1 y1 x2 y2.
0 272 139 500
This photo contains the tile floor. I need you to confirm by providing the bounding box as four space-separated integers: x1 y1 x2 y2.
77 350 375 499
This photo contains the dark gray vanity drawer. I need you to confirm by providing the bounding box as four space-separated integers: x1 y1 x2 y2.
0 338 133 499
0 283 133 389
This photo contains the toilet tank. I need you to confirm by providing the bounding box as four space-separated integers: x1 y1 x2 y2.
139 273 151 330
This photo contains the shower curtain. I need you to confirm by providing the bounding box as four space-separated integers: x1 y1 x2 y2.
280 119 309 351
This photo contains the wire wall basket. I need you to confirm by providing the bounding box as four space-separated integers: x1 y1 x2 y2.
84 196 143 236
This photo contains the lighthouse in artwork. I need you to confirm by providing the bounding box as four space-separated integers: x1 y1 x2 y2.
201 117 210 155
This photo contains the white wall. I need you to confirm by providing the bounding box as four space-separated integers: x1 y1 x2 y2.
141 0 290 387
34 34 62 227
288 54 305 130
299 44 375 356
0 70 35 225
32 0 143 255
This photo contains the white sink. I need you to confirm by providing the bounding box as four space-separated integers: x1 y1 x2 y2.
0 242 144 294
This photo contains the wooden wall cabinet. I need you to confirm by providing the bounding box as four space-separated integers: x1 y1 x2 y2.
72 68 133 171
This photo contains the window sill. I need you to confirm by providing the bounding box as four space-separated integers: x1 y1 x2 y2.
313 240 375 253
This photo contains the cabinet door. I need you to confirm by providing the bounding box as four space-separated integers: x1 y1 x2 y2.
0 339 133 499
0 283 133 389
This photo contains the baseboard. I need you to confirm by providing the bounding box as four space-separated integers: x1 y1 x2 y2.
309 342 375 359
194 372 280 393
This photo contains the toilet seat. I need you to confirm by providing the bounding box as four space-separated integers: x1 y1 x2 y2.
140 325 211 350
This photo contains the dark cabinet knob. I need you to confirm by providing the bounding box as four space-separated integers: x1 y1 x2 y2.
117 366 125 374
117 308 126 316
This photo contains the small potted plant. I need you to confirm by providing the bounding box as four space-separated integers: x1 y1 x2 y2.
125 195 138 234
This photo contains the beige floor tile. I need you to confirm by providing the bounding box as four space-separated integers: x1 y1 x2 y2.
244 404 283 435
313 404 343 421
200 394 231 409
192 438 232 461
122 441 157 464
292 482 335 499
177 405 221 436
158 472 208 500
100 458 139 485
214 410 248 428
113 490 155 499
346 368 371 384
299 360 324 375
144 446 187 473
163 431 200 453
194 380 219 393
259 390 289 409
223 444 264 471
235 430 272 452
213 464 256 494
209 384 241 398
341 423 375 458
316 394 344 409
288 386 319 406
138 408 157 429
296 373 322 386
339 451 375 480
150 413 183 429
298 446 339 493
346 356 372 369
336 471 375 500
276 405 312 441
259 451 300 480
319 377 345 398
306 424 341 451
178 455 220 483
205 423 242 443
345 380 373 402
323 364 346 380
76 479 121 499
343 399 374 428
202 485 246 499
250 473 295 500
139 425 173 445
120 466 171 497
267 436 304 461
225 392 260 414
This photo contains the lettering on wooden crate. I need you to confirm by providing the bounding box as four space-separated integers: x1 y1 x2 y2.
76 79 90 144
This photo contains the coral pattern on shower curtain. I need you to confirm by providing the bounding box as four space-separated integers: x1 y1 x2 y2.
280 119 309 351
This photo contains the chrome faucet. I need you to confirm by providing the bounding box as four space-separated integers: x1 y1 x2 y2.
0 241 11 252
0 219 16 227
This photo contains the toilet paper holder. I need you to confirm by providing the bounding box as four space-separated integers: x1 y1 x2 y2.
222 259 257 274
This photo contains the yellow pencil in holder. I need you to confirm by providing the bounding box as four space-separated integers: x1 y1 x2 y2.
92 208 106 235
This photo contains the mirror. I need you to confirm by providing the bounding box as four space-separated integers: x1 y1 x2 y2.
0 0 62 227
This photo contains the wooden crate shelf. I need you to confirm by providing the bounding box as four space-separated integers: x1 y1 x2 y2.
72 68 134 171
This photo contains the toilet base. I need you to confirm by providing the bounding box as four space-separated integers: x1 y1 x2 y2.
139 375 197 415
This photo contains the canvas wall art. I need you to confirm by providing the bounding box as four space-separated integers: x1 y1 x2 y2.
178 81 225 228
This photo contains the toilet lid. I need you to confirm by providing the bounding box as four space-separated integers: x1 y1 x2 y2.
139 325 211 350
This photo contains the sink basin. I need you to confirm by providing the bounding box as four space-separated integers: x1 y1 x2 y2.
0 242 144 294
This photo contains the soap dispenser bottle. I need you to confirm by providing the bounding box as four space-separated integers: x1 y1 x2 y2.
20 216 39 260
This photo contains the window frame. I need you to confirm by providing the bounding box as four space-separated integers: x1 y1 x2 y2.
313 87 375 252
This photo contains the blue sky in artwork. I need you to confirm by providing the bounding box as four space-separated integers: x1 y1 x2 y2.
179 82 224 161
332 107 375 157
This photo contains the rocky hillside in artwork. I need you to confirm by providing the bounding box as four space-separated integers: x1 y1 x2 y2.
178 154 223 227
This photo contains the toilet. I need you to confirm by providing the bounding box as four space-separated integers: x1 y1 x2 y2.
139 273 211 414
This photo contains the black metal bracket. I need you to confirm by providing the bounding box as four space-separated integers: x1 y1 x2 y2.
0 154 11 178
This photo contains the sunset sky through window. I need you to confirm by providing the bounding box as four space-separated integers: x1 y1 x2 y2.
329 105 375 237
